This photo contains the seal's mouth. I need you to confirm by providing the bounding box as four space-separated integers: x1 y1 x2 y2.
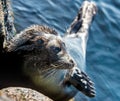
50 59 74 69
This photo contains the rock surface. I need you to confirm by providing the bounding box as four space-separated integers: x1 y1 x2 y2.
0 87 53 101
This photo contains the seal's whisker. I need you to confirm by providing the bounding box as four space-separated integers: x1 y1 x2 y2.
43 69 56 78
39 67 54 73
45 69 58 79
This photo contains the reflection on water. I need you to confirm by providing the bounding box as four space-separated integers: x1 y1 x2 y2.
11 0 120 101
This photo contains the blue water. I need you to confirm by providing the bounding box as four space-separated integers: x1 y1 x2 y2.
11 0 120 101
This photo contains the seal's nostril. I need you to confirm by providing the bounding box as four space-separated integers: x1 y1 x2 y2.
69 60 75 67
70 59 74 64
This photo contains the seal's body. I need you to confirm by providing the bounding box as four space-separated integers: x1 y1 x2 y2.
0 0 97 101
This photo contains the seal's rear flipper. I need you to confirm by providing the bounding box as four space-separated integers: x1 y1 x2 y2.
0 0 6 52
65 67 95 97
0 0 16 52
66 1 97 37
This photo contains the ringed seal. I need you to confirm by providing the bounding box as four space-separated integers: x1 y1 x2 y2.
0 0 97 101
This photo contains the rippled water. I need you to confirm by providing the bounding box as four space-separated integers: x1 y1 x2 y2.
11 0 120 101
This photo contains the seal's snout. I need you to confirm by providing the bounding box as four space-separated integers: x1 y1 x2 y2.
59 54 75 69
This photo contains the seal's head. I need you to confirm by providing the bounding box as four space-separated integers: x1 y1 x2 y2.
21 33 75 75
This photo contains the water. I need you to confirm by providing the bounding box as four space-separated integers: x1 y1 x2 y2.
10 0 120 101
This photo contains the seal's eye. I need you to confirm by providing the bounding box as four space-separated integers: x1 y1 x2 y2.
37 39 44 44
50 46 61 53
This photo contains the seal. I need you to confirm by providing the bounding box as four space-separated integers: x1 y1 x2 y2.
0 0 97 101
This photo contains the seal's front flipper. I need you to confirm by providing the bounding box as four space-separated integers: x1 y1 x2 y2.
65 67 95 97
